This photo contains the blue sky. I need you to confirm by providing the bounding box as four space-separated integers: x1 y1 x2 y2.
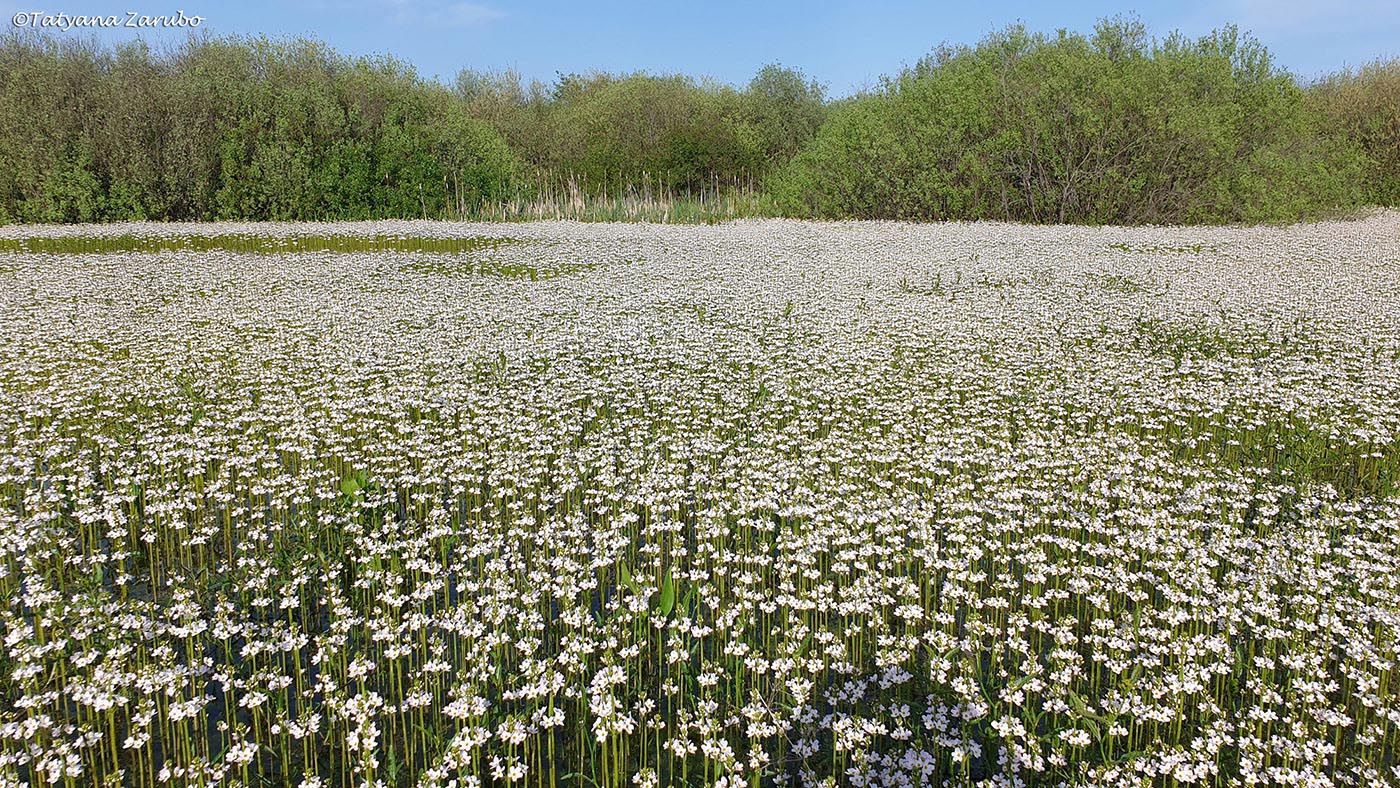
5 0 1398 95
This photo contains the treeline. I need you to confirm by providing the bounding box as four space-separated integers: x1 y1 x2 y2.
0 36 518 222
1 19 1396 225
456 65 824 194
777 21 1386 224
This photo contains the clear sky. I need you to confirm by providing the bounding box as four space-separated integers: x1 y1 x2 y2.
5 0 1398 95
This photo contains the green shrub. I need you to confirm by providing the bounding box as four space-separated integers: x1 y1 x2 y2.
455 65 826 195
0 34 522 222
1311 58 1400 206
522 72 762 193
776 20 1365 224
0 22 1383 225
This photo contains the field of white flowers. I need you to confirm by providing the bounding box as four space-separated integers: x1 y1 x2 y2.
1 214 1399 788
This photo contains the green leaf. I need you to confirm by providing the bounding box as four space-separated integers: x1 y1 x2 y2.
1083 719 1101 741
658 572 675 617
1112 750 1148 764
341 477 360 497
619 563 641 596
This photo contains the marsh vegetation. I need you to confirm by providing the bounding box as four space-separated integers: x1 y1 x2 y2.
1 215 1398 786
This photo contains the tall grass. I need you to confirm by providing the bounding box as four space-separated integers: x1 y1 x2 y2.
465 171 776 224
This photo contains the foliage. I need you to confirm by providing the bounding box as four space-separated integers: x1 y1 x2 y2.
775 20 1366 224
451 64 825 195
0 34 521 222
1311 57 1400 207
0 20 1391 225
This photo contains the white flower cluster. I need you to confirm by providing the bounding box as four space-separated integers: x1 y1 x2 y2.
0 213 1398 787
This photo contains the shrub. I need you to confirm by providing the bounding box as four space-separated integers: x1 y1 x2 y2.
1311 58 1400 206
0 34 522 222
776 20 1365 224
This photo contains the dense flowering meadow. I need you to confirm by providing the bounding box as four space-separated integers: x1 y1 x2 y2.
1 215 1399 788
